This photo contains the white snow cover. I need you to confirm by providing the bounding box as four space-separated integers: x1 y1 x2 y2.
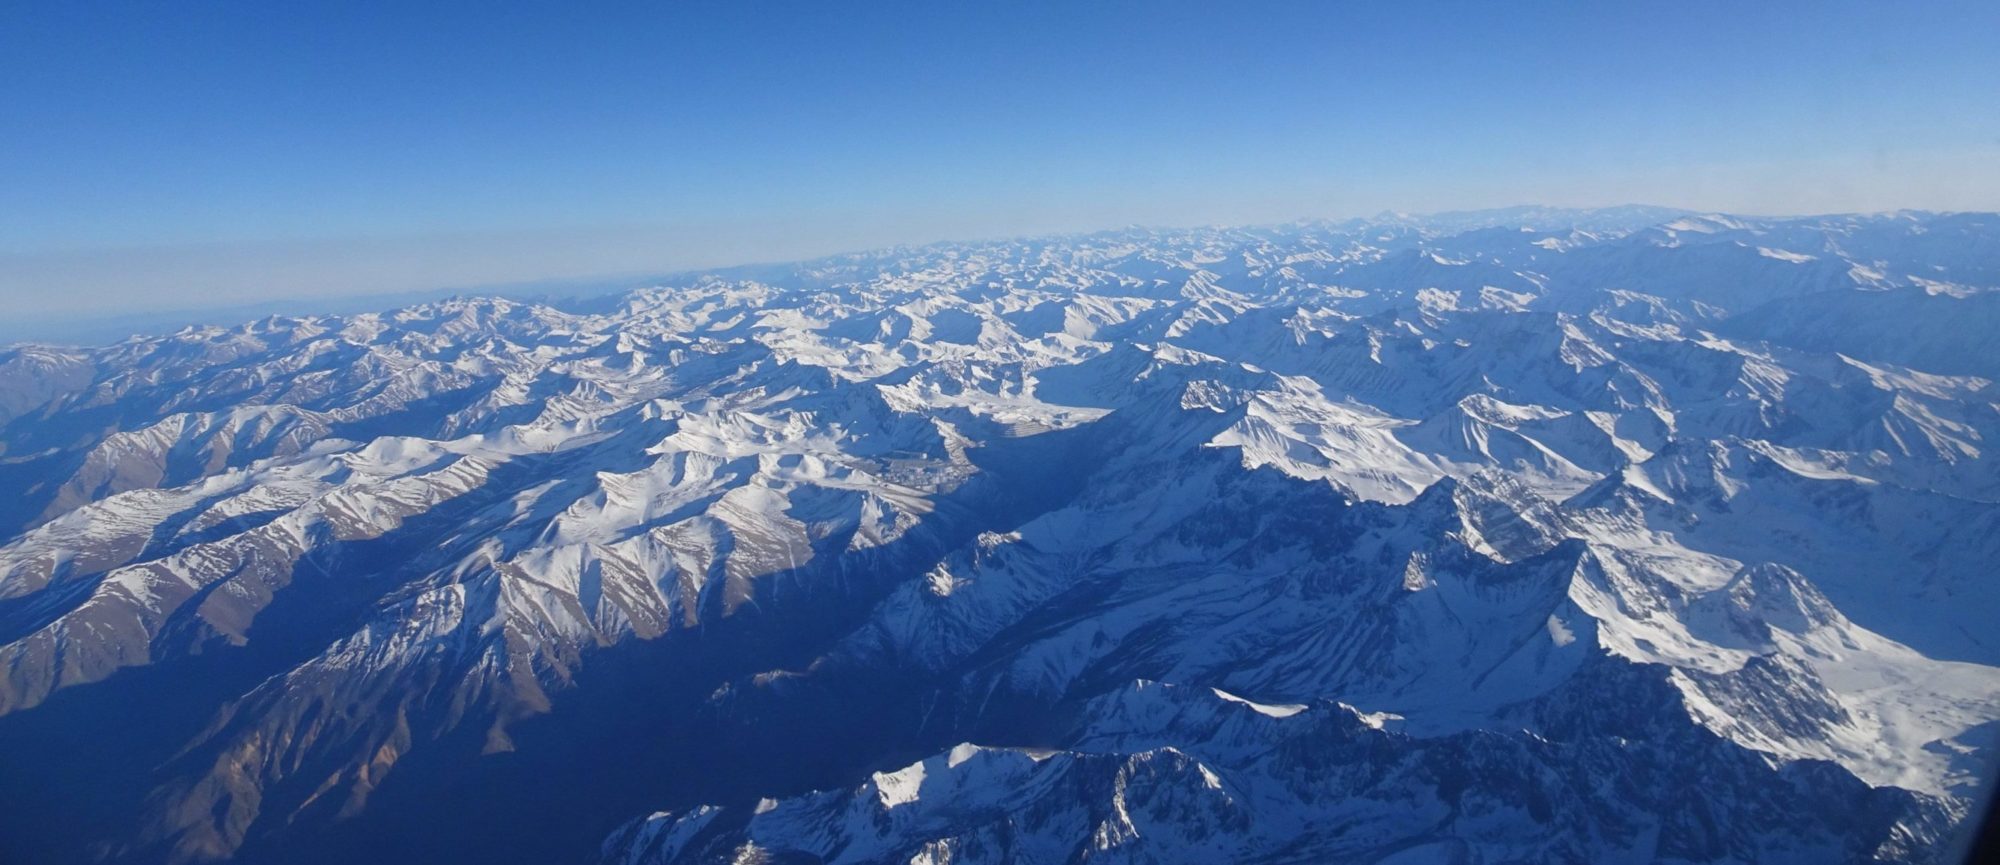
1 206 1996 865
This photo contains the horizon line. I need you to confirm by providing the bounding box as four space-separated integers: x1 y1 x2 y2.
4 201 1992 349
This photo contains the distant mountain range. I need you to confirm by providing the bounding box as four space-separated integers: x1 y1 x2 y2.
1 206 1996 864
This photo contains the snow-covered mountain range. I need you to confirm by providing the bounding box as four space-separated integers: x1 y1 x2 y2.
1 206 1996 864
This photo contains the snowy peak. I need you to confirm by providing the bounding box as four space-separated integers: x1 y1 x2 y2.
0 206 1995 865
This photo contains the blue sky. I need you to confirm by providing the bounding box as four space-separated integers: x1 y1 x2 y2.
3 0 1997 319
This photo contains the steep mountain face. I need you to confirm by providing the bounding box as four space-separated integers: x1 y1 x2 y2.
0 207 1996 865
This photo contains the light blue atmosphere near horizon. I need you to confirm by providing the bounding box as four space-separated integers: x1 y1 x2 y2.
2 0 1998 322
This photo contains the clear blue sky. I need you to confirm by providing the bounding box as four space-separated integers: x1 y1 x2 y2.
3 0 1997 319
